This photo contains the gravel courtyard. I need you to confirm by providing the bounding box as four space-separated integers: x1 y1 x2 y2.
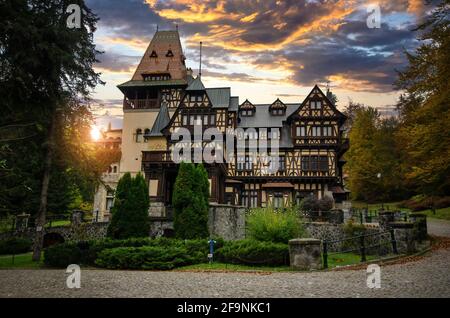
0 219 449 298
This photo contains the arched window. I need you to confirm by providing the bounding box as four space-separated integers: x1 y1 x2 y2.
166 50 174 57
113 166 117 173
135 129 143 142
150 50 158 58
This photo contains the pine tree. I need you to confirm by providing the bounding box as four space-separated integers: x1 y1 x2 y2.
107 173 150 239
172 162 209 239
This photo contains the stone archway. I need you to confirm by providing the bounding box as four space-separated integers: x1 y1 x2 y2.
43 232 65 248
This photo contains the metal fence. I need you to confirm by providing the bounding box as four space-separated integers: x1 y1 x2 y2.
348 208 410 224
0 213 75 233
322 229 398 269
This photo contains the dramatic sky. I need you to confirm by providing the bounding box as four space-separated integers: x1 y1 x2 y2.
87 0 434 129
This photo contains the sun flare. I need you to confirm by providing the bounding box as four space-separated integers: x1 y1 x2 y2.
90 125 102 141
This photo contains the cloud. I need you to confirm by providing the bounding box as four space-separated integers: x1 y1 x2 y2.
86 0 435 94
94 51 139 74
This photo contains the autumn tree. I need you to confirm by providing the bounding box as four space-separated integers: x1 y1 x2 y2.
395 0 450 196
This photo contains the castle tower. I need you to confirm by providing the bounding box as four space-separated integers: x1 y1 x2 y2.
117 29 192 174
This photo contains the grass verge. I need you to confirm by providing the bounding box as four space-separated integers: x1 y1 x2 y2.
0 252 43 269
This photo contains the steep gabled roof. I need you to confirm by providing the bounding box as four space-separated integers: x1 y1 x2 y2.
206 87 230 108
148 101 170 136
186 76 205 91
269 98 287 110
229 96 239 111
287 84 347 120
130 30 186 81
238 104 299 128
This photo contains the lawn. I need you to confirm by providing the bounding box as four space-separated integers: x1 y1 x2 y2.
45 219 71 228
351 201 410 212
352 201 450 221
412 207 450 221
326 252 377 268
0 252 43 269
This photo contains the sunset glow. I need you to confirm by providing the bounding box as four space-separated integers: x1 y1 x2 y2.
90 125 102 141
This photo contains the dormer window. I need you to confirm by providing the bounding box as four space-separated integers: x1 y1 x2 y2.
271 109 285 115
239 99 255 117
311 100 322 110
142 73 171 81
269 98 286 116
150 50 158 58
241 110 253 116
166 50 174 57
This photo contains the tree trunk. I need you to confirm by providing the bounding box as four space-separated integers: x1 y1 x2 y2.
32 110 57 262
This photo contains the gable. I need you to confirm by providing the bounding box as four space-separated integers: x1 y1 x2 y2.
290 85 346 119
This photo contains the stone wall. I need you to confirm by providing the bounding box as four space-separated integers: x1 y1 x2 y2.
208 203 246 241
149 219 174 238
0 222 109 243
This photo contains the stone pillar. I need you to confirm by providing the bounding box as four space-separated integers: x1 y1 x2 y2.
409 213 427 241
390 222 417 254
328 209 344 224
208 203 245 240
378 211 395 230
288 238 322 270
71 210 84 226
15 213 30 232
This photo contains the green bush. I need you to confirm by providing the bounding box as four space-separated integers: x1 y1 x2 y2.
215 240 289 266
246 207 306 243
95 241 208 270
44 237 154 267
107 173 150 239
299 195 334 212
43 237 218 268
343 220 367 237
0 237 32 255
341 220 367 252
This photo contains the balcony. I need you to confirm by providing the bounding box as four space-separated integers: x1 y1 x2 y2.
123 98 159 109
142 151 172 163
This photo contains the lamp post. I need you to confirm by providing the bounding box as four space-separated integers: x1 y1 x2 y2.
376 173 384 210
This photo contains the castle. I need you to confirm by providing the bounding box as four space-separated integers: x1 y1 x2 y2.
93 29 349 221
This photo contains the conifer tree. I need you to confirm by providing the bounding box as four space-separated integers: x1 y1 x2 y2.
172 162 209 239
107 173 150 239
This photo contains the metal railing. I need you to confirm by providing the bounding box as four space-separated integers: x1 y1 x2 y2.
322 229 398 269
349 208 410 224
0 212 85 233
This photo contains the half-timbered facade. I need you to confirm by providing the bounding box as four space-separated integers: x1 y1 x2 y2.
95 29 349 218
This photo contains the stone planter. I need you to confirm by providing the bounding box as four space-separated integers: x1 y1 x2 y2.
288 238 322 270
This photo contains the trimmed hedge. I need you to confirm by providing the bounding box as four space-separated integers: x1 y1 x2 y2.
43 237 223 268
95 246 202 270
44 237 290 269
0 237 32 255
215 240 289 266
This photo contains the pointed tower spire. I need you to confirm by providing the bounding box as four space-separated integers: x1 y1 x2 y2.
199 41 203 78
